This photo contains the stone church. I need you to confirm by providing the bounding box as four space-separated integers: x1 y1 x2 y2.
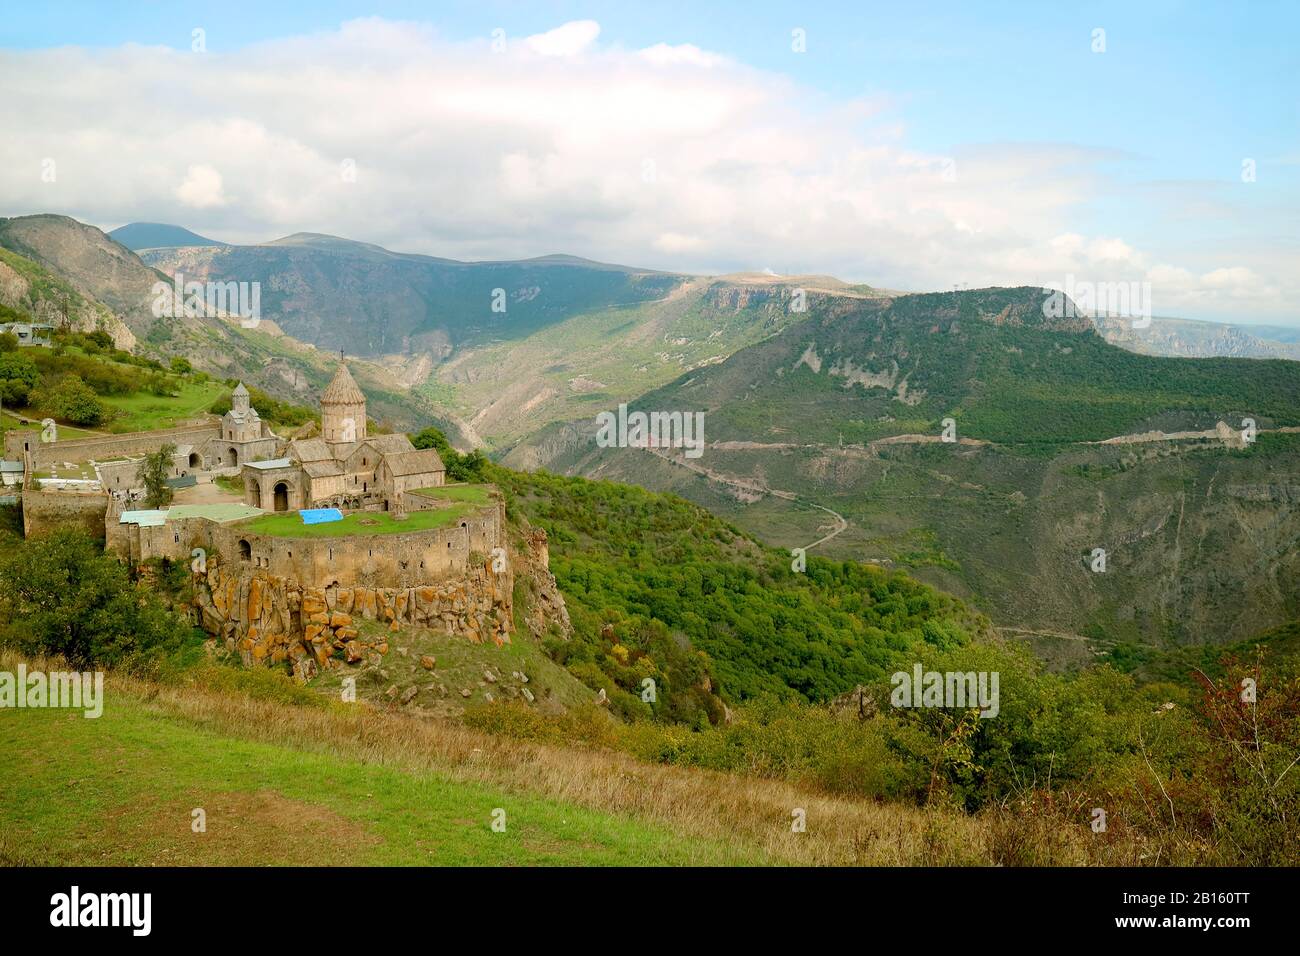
241 362 445 513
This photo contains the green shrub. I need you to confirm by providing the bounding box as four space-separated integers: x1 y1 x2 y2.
0 529 192 668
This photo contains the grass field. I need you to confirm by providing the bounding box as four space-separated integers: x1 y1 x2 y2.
99 379 227 432
0 691 752 865
5 379 225 437
238 503 479 538
0 408 99 441
410 483 494 504
0 653 1021 866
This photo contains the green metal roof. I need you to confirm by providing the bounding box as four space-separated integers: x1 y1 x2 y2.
167 503 265 523
119 509 169 527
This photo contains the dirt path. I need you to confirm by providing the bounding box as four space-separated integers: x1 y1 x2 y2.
648 446 849 553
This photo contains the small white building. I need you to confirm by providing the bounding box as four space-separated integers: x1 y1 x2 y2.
0 322 54 347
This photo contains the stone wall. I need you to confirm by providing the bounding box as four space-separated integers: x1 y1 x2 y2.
191 505 503 588
21 486 108 539
96 449 195 493
3 429 38 461
29 420 220 469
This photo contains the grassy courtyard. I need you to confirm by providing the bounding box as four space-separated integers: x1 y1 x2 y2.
238 503 478 538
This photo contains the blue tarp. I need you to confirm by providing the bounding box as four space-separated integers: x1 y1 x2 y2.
300 508 344 525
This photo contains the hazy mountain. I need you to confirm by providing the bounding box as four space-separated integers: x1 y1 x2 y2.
507 286 1300 658
137 233 891 447
426 274 883 448
140 235 689 357
1096 314 1300 361
108 222 229 251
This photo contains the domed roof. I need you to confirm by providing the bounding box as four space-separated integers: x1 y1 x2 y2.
321 362 365 405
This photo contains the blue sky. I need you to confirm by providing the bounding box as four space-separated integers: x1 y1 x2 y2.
1 1 1296 322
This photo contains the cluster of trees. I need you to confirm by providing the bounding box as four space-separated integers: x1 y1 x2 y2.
0 328 185 425
0 347 40 405
493 467 984 721
411 426 488 482
485 464 1299 862
615 643 1299 864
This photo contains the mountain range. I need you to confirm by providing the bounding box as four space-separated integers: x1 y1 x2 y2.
4 213 1299 662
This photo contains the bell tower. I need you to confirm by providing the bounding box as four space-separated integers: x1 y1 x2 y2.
321 361 367 444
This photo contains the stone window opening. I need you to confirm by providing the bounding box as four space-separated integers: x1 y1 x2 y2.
238 539 251 561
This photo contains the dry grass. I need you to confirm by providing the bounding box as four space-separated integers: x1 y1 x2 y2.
3 650 1138 865
105 666 1098 866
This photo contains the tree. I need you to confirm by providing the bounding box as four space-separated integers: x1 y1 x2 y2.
43 374 109 426
0 529 191 667
0 331 18 352
411 425 488 482
169 356 192 375
137 443 177 508
0 351 39 405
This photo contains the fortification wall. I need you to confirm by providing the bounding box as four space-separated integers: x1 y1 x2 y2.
21 486 108 539
172 503 504 589
30 420 220 468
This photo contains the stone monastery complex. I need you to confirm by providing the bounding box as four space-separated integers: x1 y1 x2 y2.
2 363 551 682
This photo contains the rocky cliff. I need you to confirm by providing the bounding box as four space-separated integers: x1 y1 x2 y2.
193 525 571 682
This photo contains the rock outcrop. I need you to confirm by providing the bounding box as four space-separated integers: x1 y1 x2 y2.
194 555 516 683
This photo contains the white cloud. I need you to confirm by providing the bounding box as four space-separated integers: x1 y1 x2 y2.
525 20 600 57
174 164 227 208
0 18 1291 323
639 43 724 68
654 232 705 253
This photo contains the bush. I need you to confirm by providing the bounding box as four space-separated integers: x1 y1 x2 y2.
0 529 193 668
0 350 39 404
410 425 488 482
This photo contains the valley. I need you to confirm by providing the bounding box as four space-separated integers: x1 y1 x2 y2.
506 287 1300 664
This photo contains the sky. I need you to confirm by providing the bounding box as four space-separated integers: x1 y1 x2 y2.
1 1 1297 324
